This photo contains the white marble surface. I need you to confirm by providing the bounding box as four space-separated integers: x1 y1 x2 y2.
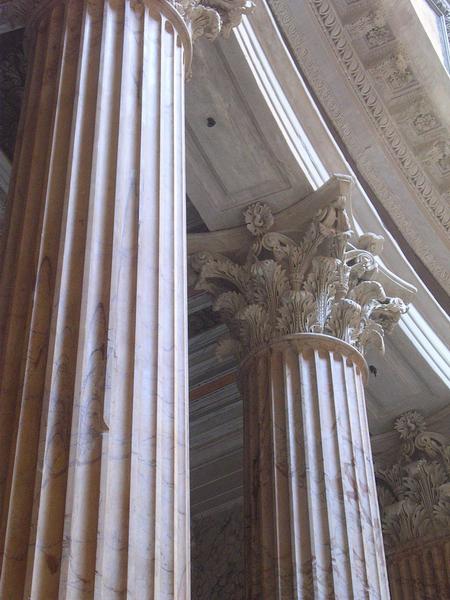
241 335 390 599
0 2 190 598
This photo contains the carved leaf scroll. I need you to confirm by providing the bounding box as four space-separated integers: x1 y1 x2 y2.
176 0 255 41
376 410 450 552
191 200 408 357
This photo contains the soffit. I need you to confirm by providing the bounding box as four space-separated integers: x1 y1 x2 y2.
266 0 450 297
185 33 314 230
2 0 449 299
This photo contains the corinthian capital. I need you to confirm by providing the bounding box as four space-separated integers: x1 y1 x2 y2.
18 0 254 43
191 199 409 360
376 410 450 551
176 0 255 41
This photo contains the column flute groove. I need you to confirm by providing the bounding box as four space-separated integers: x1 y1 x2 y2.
192 197 413 599
0 0 253 597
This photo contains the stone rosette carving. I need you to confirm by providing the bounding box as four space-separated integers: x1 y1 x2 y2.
243 201 274 236
376 410 450 552
347 9 394 49
373 53 416 92
191 200 408 359
175 0 255 41
426 140 450 175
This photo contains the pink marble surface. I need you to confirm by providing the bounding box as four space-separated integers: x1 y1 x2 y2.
241 336 390 599
387 537 450 600
0 2 190 598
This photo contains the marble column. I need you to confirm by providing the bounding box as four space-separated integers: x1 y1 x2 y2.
240 333 390 599
192 198 411 599
0 0 251 598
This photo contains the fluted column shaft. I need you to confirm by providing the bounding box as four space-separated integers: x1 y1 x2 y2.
0 1 190 598
386 537 450 599
240 334 390 600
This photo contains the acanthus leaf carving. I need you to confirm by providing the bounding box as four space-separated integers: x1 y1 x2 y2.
326 298 361 345
376 410 450 552
276 290 315 336
191 199 409 358
304 256 338 333
176 0 255 41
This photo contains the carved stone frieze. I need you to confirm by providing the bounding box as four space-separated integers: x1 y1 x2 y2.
376 410 450 552
347 10 394 49
268 0 450 295
191 200 408 359
302 0 449 231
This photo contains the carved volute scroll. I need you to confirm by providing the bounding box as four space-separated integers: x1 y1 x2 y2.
374 410 450 599
26 0 255 43
376 410 450 551
191 198 409 360
175 0 255 40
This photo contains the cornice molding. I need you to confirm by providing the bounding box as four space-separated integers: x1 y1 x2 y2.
307 0 448 233
267 0 450 295
432 0 450 47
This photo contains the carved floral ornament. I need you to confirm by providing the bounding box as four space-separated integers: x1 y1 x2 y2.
191 200 408 360
376 411 450 552
175 0 255 41
21 0 254 46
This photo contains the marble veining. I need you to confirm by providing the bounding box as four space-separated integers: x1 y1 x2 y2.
239 337 390 599
191 504 244 600
0 2 190 598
